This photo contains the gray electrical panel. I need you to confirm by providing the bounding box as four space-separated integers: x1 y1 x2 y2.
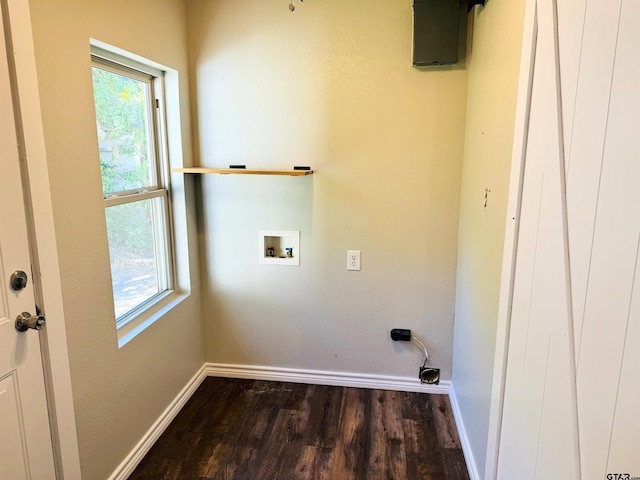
413 0 460 66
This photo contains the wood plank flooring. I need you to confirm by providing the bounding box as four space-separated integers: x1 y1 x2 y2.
129 377 469 480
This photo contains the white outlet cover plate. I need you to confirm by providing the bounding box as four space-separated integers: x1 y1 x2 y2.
347 250 361 271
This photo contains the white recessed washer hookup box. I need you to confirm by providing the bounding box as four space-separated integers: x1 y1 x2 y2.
259 230 300 266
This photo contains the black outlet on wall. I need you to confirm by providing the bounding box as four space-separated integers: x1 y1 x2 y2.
390 329 412 341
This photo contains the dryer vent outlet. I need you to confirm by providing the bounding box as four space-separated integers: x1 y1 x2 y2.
419 367 440 385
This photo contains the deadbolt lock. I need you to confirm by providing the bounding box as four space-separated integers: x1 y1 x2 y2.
10 270 28 291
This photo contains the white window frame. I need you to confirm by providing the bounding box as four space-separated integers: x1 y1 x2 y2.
91 44 187 346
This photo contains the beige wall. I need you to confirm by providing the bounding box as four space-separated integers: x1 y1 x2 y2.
188 0 467 379
452 0 526 476
27 0 204 478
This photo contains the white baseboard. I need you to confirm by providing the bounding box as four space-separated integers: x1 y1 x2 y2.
449 382 480 480
107 363 208 480
205 362 450 394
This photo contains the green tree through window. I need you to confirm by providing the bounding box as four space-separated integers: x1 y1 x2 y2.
92 67 153 195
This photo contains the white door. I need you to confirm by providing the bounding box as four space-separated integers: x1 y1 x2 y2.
496 1 581 477
497 0 640 478
0 4 56 479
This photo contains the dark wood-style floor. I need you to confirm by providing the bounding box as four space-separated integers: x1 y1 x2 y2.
130 377 469 480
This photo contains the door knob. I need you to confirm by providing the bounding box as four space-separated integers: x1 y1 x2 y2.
15 312 46 332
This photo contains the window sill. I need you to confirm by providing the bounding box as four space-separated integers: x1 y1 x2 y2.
117 290 189 348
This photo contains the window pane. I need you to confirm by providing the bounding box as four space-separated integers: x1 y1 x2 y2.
92 66 155 195
105 197 169 320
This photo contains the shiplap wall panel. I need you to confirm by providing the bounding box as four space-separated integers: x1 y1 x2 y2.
607 246 640 473
564 0 621 355
575 1 640 476
496 72 548 479
534 332 579 480
556 0 585 163
496 19 553 475
497 1 579 477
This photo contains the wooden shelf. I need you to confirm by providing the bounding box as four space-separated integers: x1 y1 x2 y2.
173 167 313 176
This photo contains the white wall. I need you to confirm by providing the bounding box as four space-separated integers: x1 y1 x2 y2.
27 0 204 478
187 0 467 380
451 0 525 477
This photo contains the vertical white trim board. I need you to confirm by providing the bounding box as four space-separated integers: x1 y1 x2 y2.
449 383 481 480
107 364 209 480
205 362 450 394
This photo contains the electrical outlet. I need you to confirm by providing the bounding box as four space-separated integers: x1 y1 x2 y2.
347 250 361 271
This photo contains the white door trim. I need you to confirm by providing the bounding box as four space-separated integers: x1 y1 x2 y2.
2 0 81 477
483 0 538 478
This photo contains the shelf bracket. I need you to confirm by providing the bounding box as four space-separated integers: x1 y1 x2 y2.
466 0 486 13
